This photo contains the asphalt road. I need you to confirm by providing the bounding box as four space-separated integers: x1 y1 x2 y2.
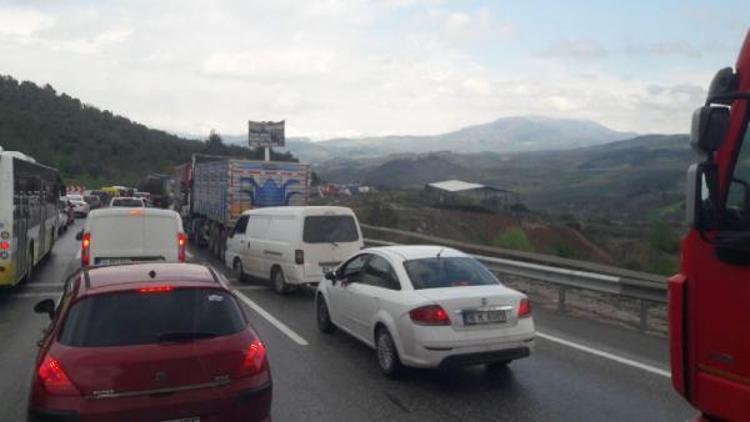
0 221 697 421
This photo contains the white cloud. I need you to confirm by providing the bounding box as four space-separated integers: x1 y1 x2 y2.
0 1 721 139
0 6 53 36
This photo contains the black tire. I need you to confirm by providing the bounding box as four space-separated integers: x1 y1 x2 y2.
317 296 336 334
234 258 247 283
24 248 34 284
272 267 290 295
375 327 403 378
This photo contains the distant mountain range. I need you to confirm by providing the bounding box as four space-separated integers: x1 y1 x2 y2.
314 133 696 222
222 115 637 163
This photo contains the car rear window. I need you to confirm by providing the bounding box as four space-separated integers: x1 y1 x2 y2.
404 257 501 289
112 199 143 207
303 215 359 243
58 289 246 347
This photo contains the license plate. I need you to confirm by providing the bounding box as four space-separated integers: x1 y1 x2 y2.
320 264 338 274
97 258 134 265
161 418 200 422
463 310 506 326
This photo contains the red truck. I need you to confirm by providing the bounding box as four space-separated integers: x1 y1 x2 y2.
669 29 750 421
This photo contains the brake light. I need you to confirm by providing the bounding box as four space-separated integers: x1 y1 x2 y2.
409 305 451 326
0 241 8 250
295 249 304 265
81 233 91 266
138 286 173 293
177 233 187 262
238 338 267 377
37 356 80 396
518 298 531 317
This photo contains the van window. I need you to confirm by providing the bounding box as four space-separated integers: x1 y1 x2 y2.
303 215 359 243
232 215 249 236
59 289 246 347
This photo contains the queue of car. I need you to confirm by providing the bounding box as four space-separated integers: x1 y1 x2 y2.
30 203 534 420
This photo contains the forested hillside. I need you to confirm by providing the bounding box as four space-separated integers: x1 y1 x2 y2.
0 75 295 185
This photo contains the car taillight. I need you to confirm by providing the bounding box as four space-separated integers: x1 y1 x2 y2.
295 249 304 265
518 298 531 317
81 233 91 266
177 233 187 262
37 355 80 396
409 305 451 326
238 338 267 377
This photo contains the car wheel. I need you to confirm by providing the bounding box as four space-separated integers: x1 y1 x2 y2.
234 258 247 283
272 268 290 295
24 248 34 283
376 327 403 378
317 296 336 334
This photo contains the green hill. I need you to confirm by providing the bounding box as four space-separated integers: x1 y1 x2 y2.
0 75 295 186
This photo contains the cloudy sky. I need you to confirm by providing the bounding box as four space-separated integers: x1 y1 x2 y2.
0 0 747 139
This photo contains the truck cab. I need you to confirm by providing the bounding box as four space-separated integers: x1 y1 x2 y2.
669 30 750 421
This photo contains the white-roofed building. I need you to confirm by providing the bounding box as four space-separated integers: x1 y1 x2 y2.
425 179 519 212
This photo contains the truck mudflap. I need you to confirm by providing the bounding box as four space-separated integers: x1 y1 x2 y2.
668 273 688 397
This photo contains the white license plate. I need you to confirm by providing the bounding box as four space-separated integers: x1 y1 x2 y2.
97 258 134 265
463 310 506 325
161 418 200 422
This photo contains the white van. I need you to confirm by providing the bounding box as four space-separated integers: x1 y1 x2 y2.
79 208 186 266
225 206 364 294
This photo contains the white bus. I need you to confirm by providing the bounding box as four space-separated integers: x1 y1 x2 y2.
0 149 64 286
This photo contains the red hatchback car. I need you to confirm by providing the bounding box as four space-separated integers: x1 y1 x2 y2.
29 263 272 422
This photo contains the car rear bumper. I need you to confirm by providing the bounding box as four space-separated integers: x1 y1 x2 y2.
399 318 536 368
438 346 531 369
29 381 272 422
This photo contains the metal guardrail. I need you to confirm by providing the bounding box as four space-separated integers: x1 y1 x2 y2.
363 225 668 332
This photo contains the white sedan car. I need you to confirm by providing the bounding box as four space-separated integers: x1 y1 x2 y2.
66 194 90 217
315 245 535 377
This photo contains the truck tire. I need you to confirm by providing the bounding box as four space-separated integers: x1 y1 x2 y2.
234 258 247 283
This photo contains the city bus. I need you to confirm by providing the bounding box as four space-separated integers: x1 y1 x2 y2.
0 149 65 286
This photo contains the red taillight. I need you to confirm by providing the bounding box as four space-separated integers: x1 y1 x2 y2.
518 298 531 317
138 286 173 293
37 356 80 396
0 241 9 250
238 338 267 377
81 233 91 266
294 249 304 265
409 305 451 326
177 233 187 262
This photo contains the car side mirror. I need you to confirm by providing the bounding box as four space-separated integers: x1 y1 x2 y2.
325 271 336 283
34 298 55 320
76 230 83 241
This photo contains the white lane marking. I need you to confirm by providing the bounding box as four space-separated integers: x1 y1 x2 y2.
233 289 309 346
536 331 671 378
75 250 81 259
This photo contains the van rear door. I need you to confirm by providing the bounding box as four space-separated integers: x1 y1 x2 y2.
90 212 180 263
301 213 363 278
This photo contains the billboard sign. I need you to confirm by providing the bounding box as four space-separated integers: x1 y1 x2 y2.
248 120 285 148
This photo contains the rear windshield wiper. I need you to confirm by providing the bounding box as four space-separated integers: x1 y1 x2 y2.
157 332 217 343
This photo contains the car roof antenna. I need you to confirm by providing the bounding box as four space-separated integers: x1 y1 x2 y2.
437 247 446 259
